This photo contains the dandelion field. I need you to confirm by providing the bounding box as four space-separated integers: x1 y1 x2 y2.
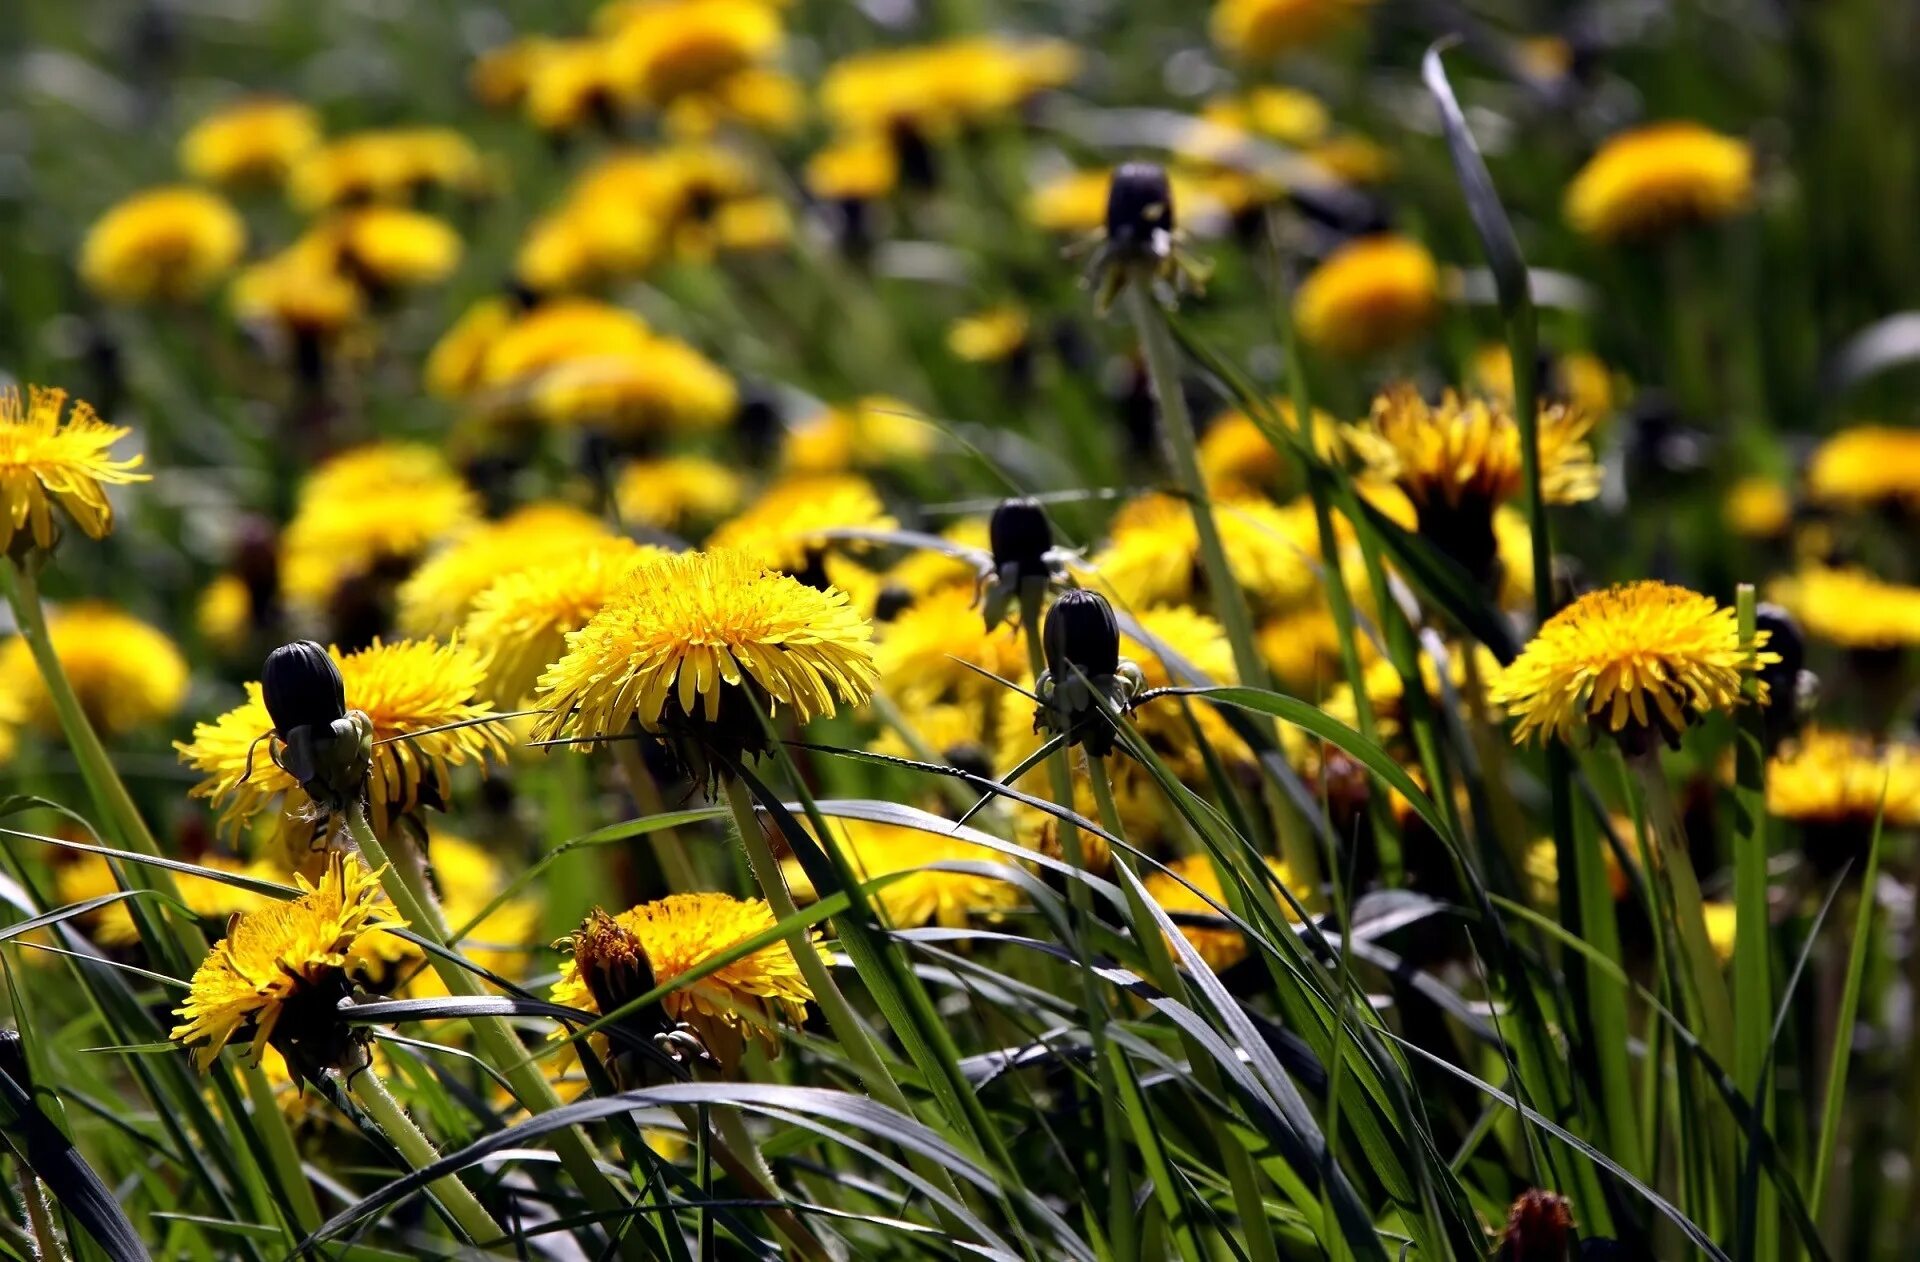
5 0 1920 1258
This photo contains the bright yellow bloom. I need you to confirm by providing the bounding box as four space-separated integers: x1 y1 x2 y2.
397 502 614 637
1470 344 1616 421
820 37 1076 140
170 854 400 1070
524 38 625 132
1805 425 1920 514
1351 385 1601 510
1305 134 1395 185
947 306 1030 364
230 248 365 345
886 518 990 602
1145 854 1302 971
1196 87 1331 150
464 537 663 704
780 398 937 474
605 0 782 110
180 98 322 187
279 442 482 609
1090 490 1323 613
426 298 517 400
1490 581 1772 747
0 385 147 552
1124 604 1253 770
874 586 1028 709
1724 477 1792 539
805 133 898 201
289 127 486 210
1258 606 1349 694
708 474 896 575
1767 728 1920 832
1768 567 1920 650
298 206 464 289
1565 122 1753 242
534 549 877 748
784 819 1023 929
177 639 511 837
196 573 254 655
80 186 245 304
615 455 746 532
59 852 280 949
476 299 655 398
1196 401 1340 492
1701 902 1737 964
470 35 560 110
551 893 816 1069
1293 235 1440 356
0 602 187 738
531 337 738 438
1211 0 1370 59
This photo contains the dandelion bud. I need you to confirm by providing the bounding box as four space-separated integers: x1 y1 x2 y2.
1494 1189 1575 1262
261 640 345 737
1105 161 1174 253
1044 589 1120 681
572 908 659 1021
990 497 1053 579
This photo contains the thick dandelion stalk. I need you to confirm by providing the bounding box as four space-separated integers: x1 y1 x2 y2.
242 1063 323 1234
350 1066 505 1247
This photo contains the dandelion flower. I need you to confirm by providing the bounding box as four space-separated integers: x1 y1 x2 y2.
1565 122 1753 242
533 549 877 768
707 474 896 578
783 820 1023 929
805 134 899 202
874 586 1029 709
531 336 738 438
0 602 187 738
1490 581 1772 749
290 127 486 210
477 299 655 400
1293 235 1440 357
1196 401 1340 493
1091 490 1323 613
280 443 482 611
180 98 322 187
299 206 464 290
59 852 280 950
1124 604 1253 771
605 0 783 111
1768 567 1920 650
1471 344 1616 421
615 455 746 533
397 502 613 637
0 385 147 552
230 249 365 354
80 186 246 304
780 397 937 474
1724 477 1792 539
820 38 1076 146
1211 0 1371 60
426 298 517 401
170 853 400 1072
464 537 663 704
947 306 1030 365
552 893 816 1069
1145 854 1302 971
523 38 625 132
1767 728 1920 835
1805 425 1920 514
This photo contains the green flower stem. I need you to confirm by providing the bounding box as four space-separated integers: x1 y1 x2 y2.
351 1065 505 1248
610 741 701 892
693 1102 835 1262
342 800 649 1262
15 1168 61 1262
243 1063 323 1235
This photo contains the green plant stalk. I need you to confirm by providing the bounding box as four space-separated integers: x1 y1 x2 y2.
351 1066 504 1247
685 1102 833 1261
1570 804 1645 1180
611 742 701 892
15 1166 62 1262
1731 587 1777 1261
342 801 649 1262
242 1063 322 1235
1810 811 1885 1219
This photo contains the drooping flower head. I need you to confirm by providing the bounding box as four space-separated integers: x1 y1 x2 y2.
80 186 246 304
552 893 817 1071
1034 589 1145 756
1565 122 1752 243
1493 1190 1576 1262
533 549 878 779
0 385 148 554
170 853 401 1079
0 602 187 738
1490 581 1773 751
1293 235 1440 357
1082 162 1210 312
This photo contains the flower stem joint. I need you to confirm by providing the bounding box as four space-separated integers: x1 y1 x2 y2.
261 640 373 813
981 496 1062 629
1032 589 1144 757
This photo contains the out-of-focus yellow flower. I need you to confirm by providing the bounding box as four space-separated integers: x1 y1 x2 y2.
1805 425 1920 514
947 306 1030 364
463 537 663 704
80 186 246 304
1523 831 1629 908
59 851 280 950
397 502 614 637
197 573 255 655
470 35 561 110
805 133 898 201
279 442 482 610
605 0 783 110
230 249 364 348
426 298 517 400
1258 605 1349 694
885 518 989 603
875 586 1028 710
780 397 937 472
784 819 1023 929
180 98 322 187
1125 604 1253 771
1196 402 1339 493
820 37 1077 141
1470 343 1616 421
1725 477 1792 539
1490 581 1772 748
476 299 655 400
1197 87 1330 150
1565 122 1753 242
531 336 738 438
1769 567 1920 650
299 206 464 289
1767 728 1920 833
1211 0 1371 60
708 474 896 575
1304 134 1394 185
615 454 746 532
0 602 187 738
1293 235 1440 356
525 38 626 132
0 384 147 553
1090 490 1322 614
1145 854 1302 971
290 128 486 210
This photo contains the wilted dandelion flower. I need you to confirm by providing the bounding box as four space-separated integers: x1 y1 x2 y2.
178 638 510 838
397 502 613 638
1490 581 1772 750
1211 0 1371 60
180 98 321 187
1293 235 1440 356
615 455 746 532
1565 122 1753 242
80 186 245 304
0 384 147 553
1145 854 1302 971
171 853 398 1077
1804 425 1920 514
783 820 1023 929
708 473 896 579
1033 589 1145 756
534 549 877 773
1494 1190 1577 1262
290 127 486 210
552 894 817 1071
464 537 663 704
0 602 187 738
1767 728 1920 839
1768 566 1920 650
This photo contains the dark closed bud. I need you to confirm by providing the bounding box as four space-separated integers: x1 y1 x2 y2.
1106 161 1174 249
1754 602 1803 692
573 909 659 1020
261 641 346 738
1044 590 1120 681
0 1030 30 1093
1495 1190 1575 1262
990 497 1053 576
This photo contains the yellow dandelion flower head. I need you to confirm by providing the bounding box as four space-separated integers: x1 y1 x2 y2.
780 397 937 474
397 502 614 637
551 893 816 1067
947 305 1030 365
170 854 399 1070
1124 604 1254 769
1768 566 1920 650
0 601 187 738
1523 830 1630 908
605 0 782 108
1197 401 1341 493
1767 728 1920 833
290 127 486 211
1090 491 1322 614
533 548 878 759
426 297 517 401
0 384 148 552
1724 476 1792 539
869 697 995 772
230 248 365 343
1489 581 1773 748
180 97 322 187
280 442 482 609
61 852 280 950
523 38 625 132
1211 0 1371 59
177 639 511 835
470 35 562 110
1258 605 1349 695
1805 425 1920 514
1196 86 1331 153
1144 854 1302 972
514 207 628 294
885 517 990 603
1305 134 1395 186
615 455 746 533
805 132 899 201
874 585 1028 708
1565 121 1753 242
531 336 738 438
476 298 655 402
1492 505 1539 611
820 37 1076 140
1471 343 1617 421
464 537 665 704
664 64 804 138
197 573 255 656
80 185 245 305
707 474 896 574
1292 234 1440 357
1352 385 1601 511
784 819 1024 930
298 206 464 290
